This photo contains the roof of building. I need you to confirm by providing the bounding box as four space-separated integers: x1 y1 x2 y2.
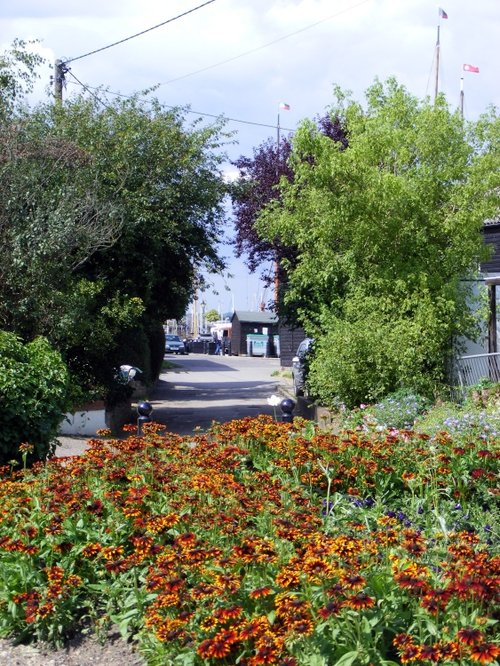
231 310 278 324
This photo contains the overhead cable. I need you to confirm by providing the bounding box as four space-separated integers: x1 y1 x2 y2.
66 71 113 110
64 0 216 64
160 0 371 85
66 79 294 133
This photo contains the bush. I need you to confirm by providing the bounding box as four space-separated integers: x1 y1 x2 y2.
308 290 451 409
0 332 71 465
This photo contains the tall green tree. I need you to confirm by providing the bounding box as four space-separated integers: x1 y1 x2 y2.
257 79 500 407
0 42 230 402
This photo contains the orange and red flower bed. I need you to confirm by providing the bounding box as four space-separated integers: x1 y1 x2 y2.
0 415 498 664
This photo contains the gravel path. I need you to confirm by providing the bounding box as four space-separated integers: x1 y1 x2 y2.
0 629 145 665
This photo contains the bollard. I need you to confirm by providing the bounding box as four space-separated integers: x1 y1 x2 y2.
137 401 153 436
280 398 296 423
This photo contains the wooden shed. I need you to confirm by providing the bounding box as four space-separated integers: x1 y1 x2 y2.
278 325 307 368
230 310 279 356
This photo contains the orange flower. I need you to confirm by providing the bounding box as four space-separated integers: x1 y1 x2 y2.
469 643 500 664
249 586 274 599
345 593 375 610
238 616 269 641
213 605 243 623
197 629 239 659
341 573 366 590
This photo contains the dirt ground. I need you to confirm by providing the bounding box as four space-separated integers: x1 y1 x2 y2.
0 628 145 665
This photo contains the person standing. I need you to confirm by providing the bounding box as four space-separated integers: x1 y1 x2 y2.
213 331 221 355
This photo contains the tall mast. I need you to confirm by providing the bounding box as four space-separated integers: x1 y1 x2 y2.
434 8 448 100
434 24 441 101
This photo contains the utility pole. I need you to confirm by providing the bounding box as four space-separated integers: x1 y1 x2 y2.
53 59 67 103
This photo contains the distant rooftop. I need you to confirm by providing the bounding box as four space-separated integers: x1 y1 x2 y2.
232 310 278 324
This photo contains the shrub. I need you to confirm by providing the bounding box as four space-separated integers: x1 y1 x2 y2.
0 332 71 465
307 288 455 409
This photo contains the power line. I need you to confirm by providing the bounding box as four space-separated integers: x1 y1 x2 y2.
66 79 295 133
58 0 370 131
64 0 216 65
159 0 371 86
66 71 113 110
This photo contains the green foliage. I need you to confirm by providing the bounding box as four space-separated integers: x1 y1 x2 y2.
258 78 500 407
0 42 230 404
204 308 220 323
309 285 458 408
0 332 71 465
0 38 44 112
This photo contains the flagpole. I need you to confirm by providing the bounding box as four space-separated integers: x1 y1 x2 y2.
277 109 281 176
434 23 440 101
275 106 281 307
460 76 464 118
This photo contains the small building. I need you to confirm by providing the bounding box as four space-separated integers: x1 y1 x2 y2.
230 310 279 356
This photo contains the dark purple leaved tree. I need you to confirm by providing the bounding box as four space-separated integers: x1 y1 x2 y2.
230 114 347 317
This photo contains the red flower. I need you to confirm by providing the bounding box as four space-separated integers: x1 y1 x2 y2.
470 468 486 479
419 644 441 662
469 643 500 664
317 601 342 619
249 586 274 599
345 593 375 610
457 627 484 646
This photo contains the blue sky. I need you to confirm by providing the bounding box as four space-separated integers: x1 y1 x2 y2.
3 0 499 314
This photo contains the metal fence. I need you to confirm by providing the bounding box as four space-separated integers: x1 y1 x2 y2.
456 352 500 389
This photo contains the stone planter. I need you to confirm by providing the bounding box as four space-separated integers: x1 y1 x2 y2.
59 401 107 436
59 399 133 436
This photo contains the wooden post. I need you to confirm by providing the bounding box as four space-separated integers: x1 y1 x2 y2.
488 283 497 354
54 59 64 102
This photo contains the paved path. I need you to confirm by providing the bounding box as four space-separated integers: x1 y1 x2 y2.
149 354 286 435
57 354 292 455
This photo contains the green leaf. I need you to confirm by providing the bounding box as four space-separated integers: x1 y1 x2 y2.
333 650 360 666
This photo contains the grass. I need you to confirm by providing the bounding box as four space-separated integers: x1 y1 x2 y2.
271 369 293 380
161 359 181 371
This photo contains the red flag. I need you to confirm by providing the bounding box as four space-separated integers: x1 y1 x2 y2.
438 7 448 18
279 102 290 111
463 64 479 73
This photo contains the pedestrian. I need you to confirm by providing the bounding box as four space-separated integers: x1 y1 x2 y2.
213 331 221 355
